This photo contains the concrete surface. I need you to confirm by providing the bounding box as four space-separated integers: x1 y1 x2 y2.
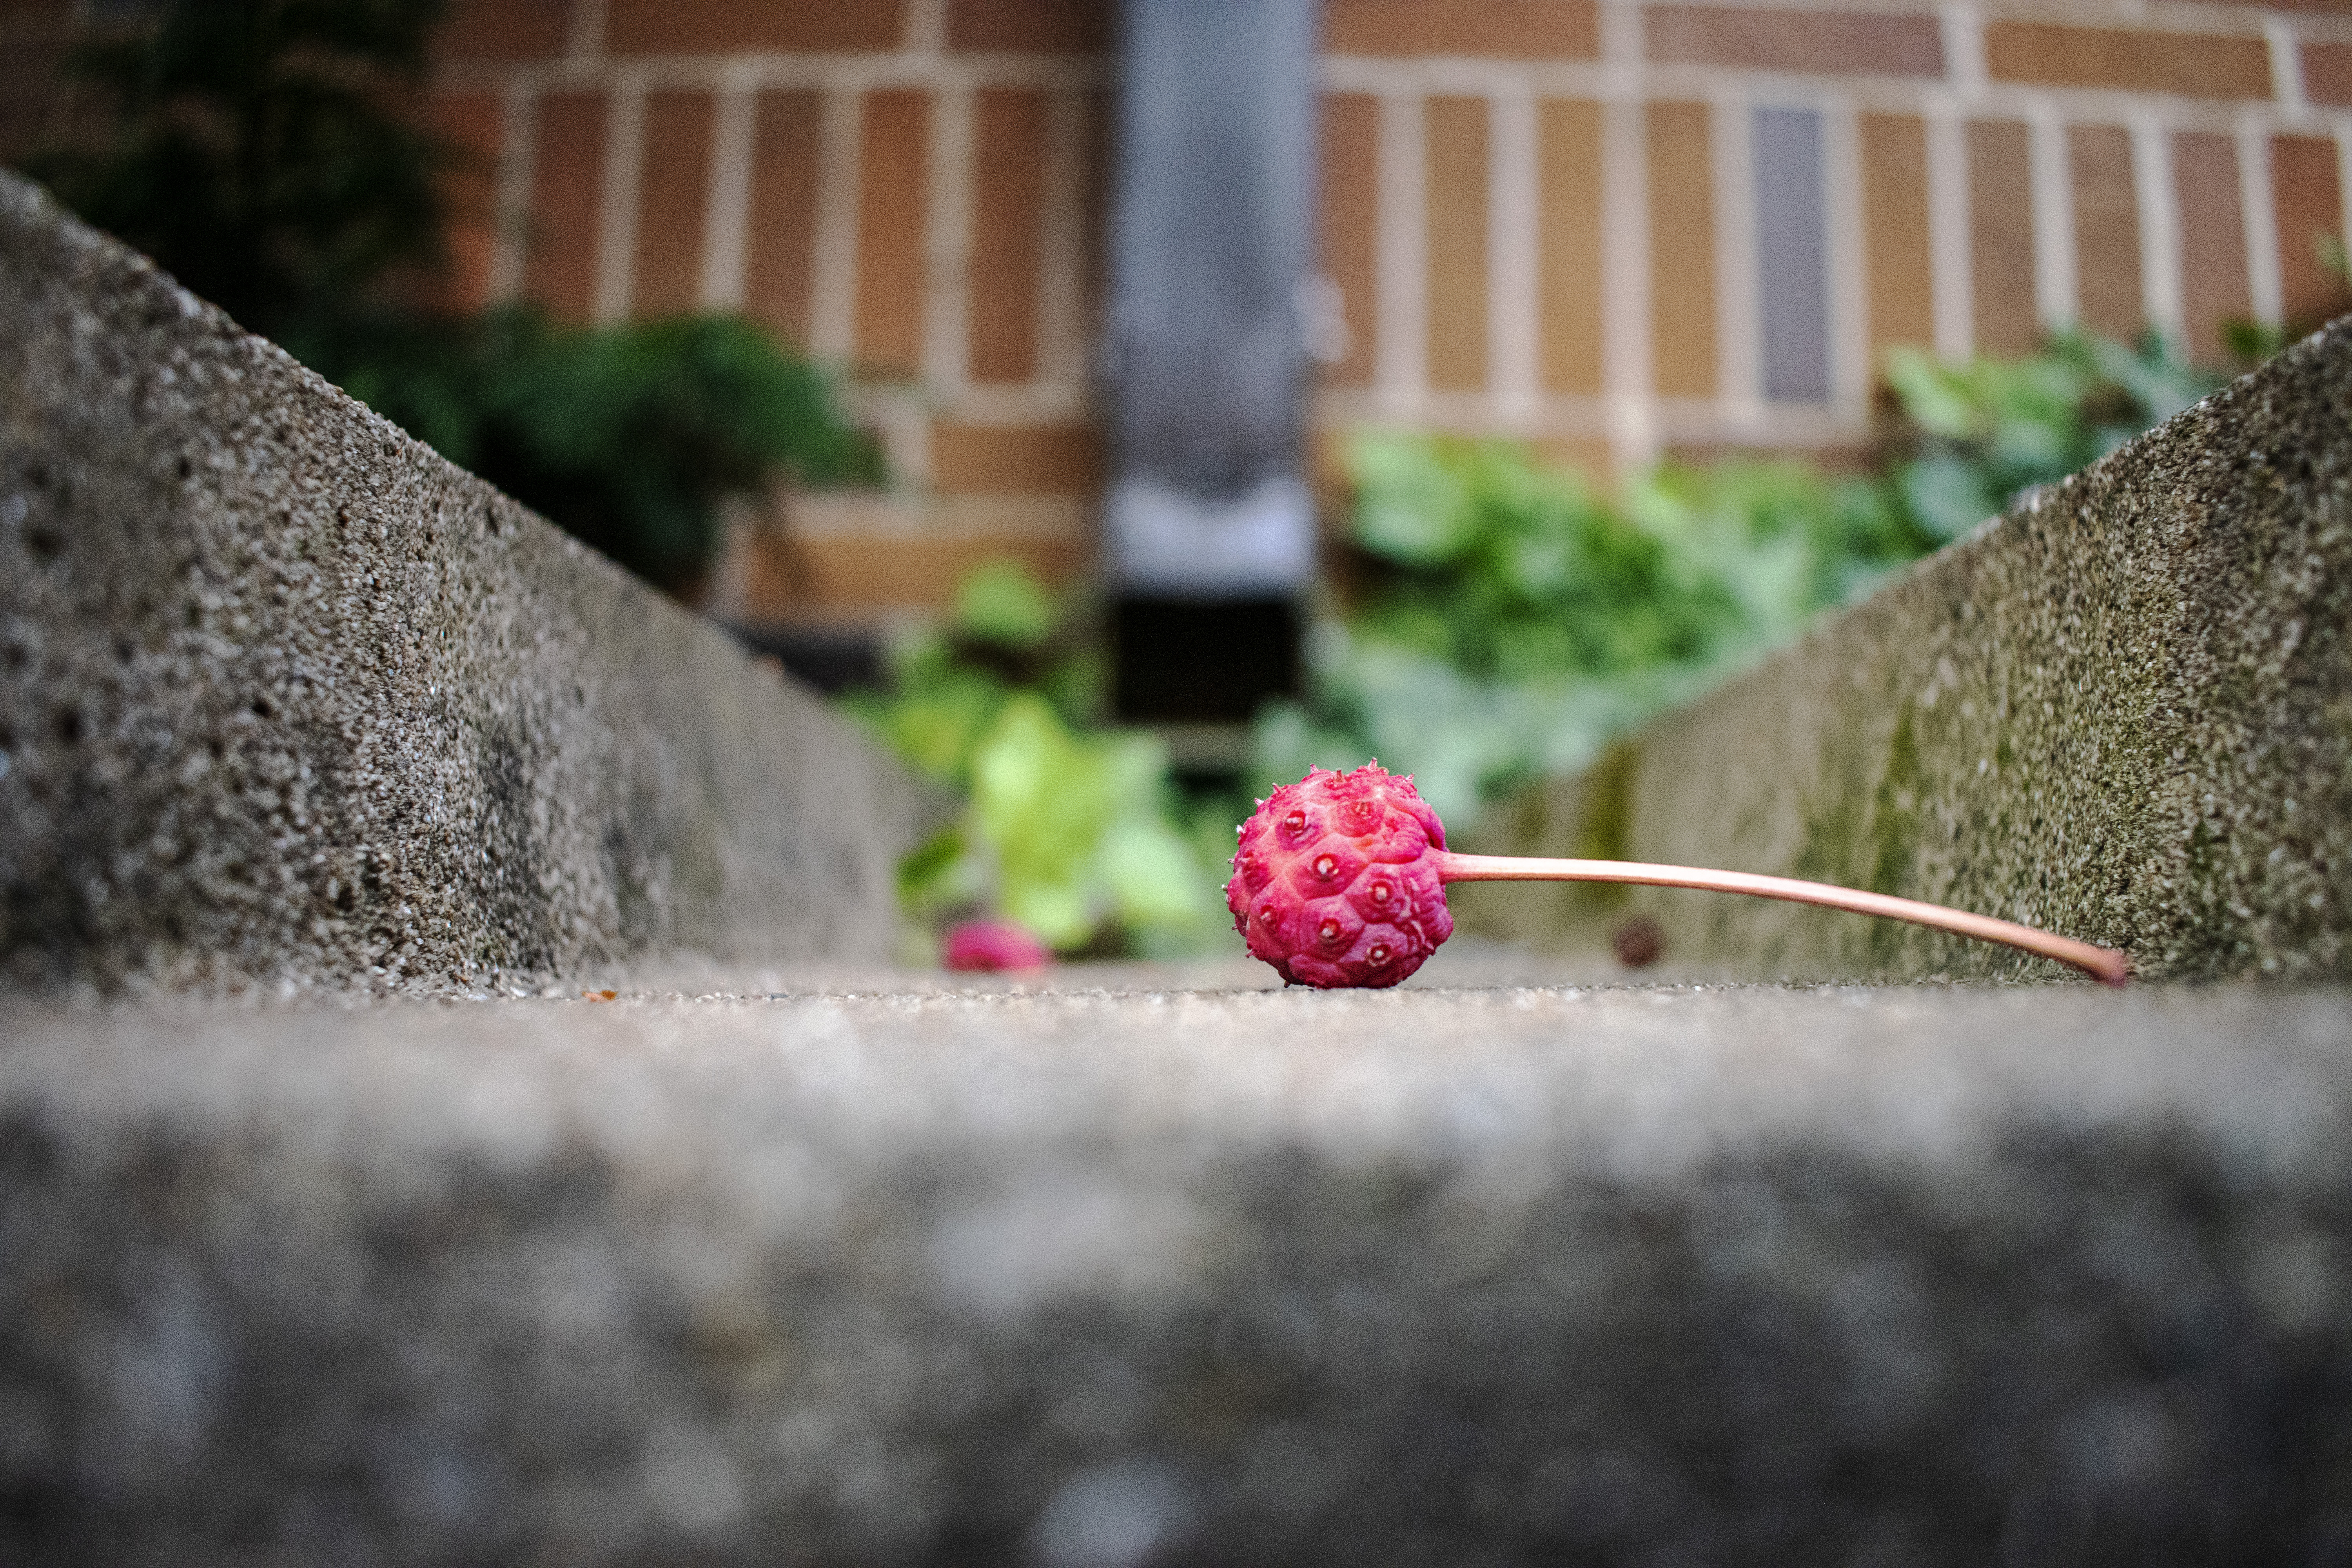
0 170 933 995
2 979 2347 1565
1458 317 2352 984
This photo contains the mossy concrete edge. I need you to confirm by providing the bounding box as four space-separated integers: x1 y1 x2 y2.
1459 316 2352 982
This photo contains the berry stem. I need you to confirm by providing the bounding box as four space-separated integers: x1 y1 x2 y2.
1432 852 2130 986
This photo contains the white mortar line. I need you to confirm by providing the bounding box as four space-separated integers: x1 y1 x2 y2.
447 51 2341 136
1713 89 1762 429
1599 0 1654 470
1939 4 1987 98
1375 89 1428 419
699 72 757 310
1602 96 1655 467
2029 103 2078 332
1926 102 1974 358
1489 85 1542 423
2339 119 2352 296
903 0 947 56
486 80 537 305
808 88 865 363
2132 114 2185 347
2238 114 2283 325
1035 90 1089 390
923 85 976 397
1822 96 1872 413
565 0 606 62
591 73 647 325
2268 19 2307 113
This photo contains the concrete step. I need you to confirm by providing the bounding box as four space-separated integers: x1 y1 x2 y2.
2 980 2347 1564
0 170 936 997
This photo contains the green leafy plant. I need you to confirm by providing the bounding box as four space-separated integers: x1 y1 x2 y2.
846 562 1219 958
30 0 876 595
1268 331 2227 827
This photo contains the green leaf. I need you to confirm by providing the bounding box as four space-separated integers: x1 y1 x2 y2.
953 558 1060 648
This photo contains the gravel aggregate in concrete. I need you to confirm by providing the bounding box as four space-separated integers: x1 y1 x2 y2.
0 171 932 995
2 978 2346 1565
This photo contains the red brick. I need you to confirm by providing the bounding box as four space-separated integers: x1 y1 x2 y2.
969 90 1049 383
431 93 503 313
855 91 930 379
1538 98 1603 396
2305 43 2352 109
1860 113 1934 360
2070 125 2142 342
1968 120 2036 357
1649 101 1716 399
525 91 606 323
930 424 1103 494
1326 0 1597 60
438 0 570 62
1984 24 2271 102
1319 94 1381 390
1426 96 1490 394
605 0 902 54
947 0 1110 53
1645 7 1942 77
632 93 712 317
2174 132 2249 365
2273 134 2351 330
745 91 822 348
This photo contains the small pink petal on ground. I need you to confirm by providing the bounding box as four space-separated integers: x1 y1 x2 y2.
943 920 1051 973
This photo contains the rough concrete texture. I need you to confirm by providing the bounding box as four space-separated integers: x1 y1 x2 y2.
0 171 933 993
1 981 2347 1565
1459 318 2352 983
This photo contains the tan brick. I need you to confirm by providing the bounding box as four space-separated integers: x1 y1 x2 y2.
438 0 570 62
1648 100 1716 400
1318 94 1381 390
1538 98 1604 396
739 532 1088 619
1529 436 1613 490
969 90 1049 383
2273 135 2351 330
632 92 712 318
525 91 605 323
1984 24 2270 102
2174 131 2249 365
604 0 902 54
1645 7 1942 77
1426 96 1490 394
855 91 929 379
745 91 822 350
930 424 1103 494
2305 43 2352 109
431 93 503 314
1968 119 2037 357
1860 113 1934 362
2070 125 2142 342
1326 0 1597 60
947 0 1110 53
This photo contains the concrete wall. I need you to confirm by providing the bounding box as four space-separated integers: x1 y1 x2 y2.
0 171 935 995
1459 313 2352 983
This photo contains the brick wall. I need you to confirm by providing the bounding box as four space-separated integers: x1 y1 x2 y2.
13 0 2350 623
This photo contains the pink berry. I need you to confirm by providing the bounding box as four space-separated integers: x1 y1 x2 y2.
943 919 1051 973
1227 763 1454 988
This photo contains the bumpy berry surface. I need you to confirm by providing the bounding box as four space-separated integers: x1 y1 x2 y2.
1226 763 1454 988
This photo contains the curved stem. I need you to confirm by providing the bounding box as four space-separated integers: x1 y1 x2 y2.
1433 852 2130 987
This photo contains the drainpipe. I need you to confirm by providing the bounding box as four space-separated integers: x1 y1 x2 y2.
1102 0 1323 727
